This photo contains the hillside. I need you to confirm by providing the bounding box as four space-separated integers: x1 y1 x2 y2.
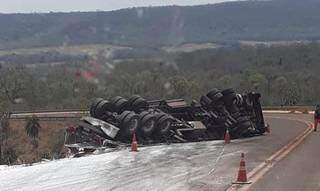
0 0 320 49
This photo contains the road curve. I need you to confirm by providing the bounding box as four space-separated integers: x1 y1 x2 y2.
249 114 319 191
0 114 311 191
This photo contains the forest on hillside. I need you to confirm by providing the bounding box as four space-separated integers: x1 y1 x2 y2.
0 0 320 49
0 43 319 113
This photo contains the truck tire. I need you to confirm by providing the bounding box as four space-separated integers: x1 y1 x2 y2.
110 96 128 114
222 89 241 115
232 116 252 138
157 115 173 136
131 97 149 112
153 112 174 136
221 89 237 105
207 90 224 103
116 111 139 139
122 112 140 138
118 111 131 124
94 100 112 119
138 111 156 137
127 95 142 110
90 98 104 117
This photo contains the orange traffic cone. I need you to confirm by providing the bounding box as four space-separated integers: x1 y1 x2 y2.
233 153 251 184
131 132 138 152
224 128 231 144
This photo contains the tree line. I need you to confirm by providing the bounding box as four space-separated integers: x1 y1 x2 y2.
1 43 320 112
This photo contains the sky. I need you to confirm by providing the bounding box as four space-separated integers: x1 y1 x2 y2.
0 0 240 13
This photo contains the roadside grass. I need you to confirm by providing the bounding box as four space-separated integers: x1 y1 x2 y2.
7 119 76 164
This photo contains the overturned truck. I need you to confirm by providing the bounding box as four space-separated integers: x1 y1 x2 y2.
66 88 266 150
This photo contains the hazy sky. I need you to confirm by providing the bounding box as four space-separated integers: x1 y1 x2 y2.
1 0 240 13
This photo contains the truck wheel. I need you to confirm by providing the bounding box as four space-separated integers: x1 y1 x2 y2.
138 111 156 137
122 112 140 138
221 89 237 104
232 116 252 138
207 89 221 100
90 98 104 117
127 95 142 110
94 100 112 119
221 88 236 96
110 96 128 114
207 89 224 103
117 111 139 138
118 111 131 123
132 97 149 112
157 115 173 135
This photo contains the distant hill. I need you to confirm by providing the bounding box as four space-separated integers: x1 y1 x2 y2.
1 0 320 49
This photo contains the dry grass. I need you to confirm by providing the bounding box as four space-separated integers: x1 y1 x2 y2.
7 118 77 164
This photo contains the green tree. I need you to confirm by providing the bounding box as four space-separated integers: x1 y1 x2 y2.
279 82 301 106
240 70 267 93
272 76 288 105
25 115 41 148
0 66 29 105
0 112 11 165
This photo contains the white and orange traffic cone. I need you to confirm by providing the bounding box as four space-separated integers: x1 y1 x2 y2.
224 128 231 144
131 132 138 152
233 153 251 184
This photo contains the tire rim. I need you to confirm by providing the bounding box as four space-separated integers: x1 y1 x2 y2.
159 120 171 133
127 118 139 132
142 119 155 132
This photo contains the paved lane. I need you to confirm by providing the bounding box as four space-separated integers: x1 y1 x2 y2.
250 115 320 191
199 115 310 190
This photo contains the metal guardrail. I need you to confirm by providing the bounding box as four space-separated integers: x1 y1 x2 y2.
11 109 88 114
10 116 82 121
6 106 316 120
262 106 314 111
10 106 315 114
9 110 89 120
262 106 314 114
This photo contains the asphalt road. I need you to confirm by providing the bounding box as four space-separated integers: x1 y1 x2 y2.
250 114 320 191
199 114 310 190
0 114 310 191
